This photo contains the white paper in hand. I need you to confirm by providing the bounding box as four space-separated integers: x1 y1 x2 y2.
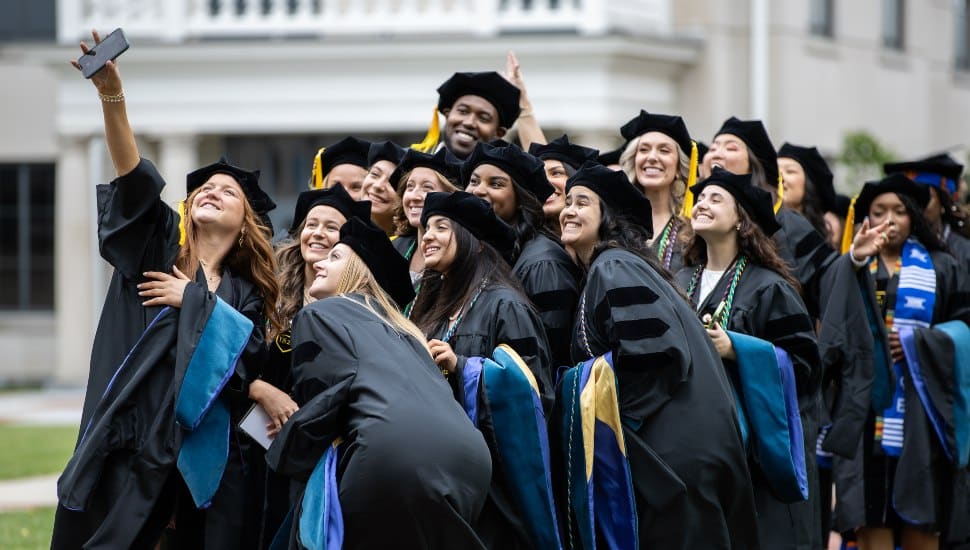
239 403 274 450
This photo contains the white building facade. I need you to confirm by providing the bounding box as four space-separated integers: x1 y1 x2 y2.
1 0 968 385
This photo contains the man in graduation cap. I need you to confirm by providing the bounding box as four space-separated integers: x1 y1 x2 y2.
429 71 522 159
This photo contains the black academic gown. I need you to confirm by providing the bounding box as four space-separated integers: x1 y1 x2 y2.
51 159 267 550
676 262 822 550
832 250 970 543
265 294 491 550
774 207 836 318
512 233 581 369
433 283 553 550
946 229 970 272
576 248 759 550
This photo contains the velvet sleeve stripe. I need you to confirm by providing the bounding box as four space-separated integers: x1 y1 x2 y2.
530 288 579 312
762 313 814 342
605 285 661 307
613 318 671 340
793 229 826 258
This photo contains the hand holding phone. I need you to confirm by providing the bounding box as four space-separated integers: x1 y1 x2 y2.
76 28 129 79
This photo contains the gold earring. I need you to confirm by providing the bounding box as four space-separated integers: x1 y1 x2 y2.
238 229 245 246
735 224 741 231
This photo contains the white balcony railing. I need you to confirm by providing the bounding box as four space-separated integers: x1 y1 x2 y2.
57 0 671 44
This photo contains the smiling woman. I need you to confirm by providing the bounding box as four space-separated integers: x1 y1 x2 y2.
53 30 283 550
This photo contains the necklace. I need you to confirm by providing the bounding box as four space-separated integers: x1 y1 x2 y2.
441 278 488 344
655 216 680 270
198 258 222 283
686 255 747 328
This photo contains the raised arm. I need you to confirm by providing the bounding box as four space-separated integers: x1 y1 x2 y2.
71 30 140 177
504 52 547 150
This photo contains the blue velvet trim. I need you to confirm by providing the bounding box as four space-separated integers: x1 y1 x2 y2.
462 356 485 427
728 331 808 502
299 443 343 550
485 346 562 550
937 320 970 467
899 327 953 462
175 297 253 508
775 346 808 500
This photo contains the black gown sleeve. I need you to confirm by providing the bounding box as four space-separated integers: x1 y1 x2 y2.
96 158 181 280
513 252 580 369
264 303 359 480
774 208 836 318
584 254 693 425
736 276 821 396
492 295 555 411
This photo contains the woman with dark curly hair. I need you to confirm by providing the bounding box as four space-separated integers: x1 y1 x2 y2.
676 167 821 550
557 162 757 549
834 173 970 550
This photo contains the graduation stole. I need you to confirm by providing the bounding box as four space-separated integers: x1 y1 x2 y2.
175 297 253 509
559 352 638 550
871 238 936 457
461 345 562 550
654 216 680 271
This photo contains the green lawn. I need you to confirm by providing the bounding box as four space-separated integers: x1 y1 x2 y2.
0 425 76 480
0 507 55 549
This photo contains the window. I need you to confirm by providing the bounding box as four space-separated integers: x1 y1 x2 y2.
957 0 970 70
882 0 905 50
809 0 834 37
0 164 55 310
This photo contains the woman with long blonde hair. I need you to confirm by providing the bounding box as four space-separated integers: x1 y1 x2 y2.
54 31 281 549
266 217 491 549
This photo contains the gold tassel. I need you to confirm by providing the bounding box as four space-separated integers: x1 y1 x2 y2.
773 172 785 213
410 107 441 153
310 146 326 190
679 141 699 218
177 199 186 246
840 195 858 254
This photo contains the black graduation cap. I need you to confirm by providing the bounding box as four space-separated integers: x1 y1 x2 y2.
565 161 654 237
288 184 372 235
389 148 462 190
436 72 522 129
186 156 275 216
338 217 415 308
853 173 930 220
691 167 782 236
596 143 626 167
318 137 372 177
714 117 779 187
420 191 516 255
696 141 709 163
528 135 599 170
777 143 836 213
459 141 554 203
367 140 408 168
833 194 851 220
620 110 693 156
883 153 964 197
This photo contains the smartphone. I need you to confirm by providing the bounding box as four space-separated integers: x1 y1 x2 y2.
77 28 130 79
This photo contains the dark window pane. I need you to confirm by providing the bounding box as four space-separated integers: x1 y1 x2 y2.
0 162 55 310
0 0 56 42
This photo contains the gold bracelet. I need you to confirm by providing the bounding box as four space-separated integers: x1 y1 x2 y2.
99 90 125 103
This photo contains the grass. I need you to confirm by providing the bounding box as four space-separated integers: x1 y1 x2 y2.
0 507 55 549
0 425 77 480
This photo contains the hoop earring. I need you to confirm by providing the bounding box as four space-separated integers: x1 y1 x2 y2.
238 228 245 247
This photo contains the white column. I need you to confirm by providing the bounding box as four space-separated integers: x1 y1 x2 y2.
158 134 200 209
750 0 769 121
53 136 95 386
